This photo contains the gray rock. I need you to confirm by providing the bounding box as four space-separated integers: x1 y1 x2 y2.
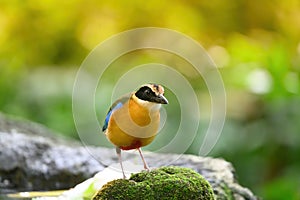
0 114 109 193
0 114 258 199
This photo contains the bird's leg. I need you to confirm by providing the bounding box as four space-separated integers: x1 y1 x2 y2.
137 148 149 170
116 147 126 179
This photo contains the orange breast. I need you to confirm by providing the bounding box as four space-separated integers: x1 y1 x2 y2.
106 98 160 150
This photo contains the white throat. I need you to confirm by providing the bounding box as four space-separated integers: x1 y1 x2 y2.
135 98 161 111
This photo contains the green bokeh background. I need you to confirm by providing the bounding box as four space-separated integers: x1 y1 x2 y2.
1 1 300 199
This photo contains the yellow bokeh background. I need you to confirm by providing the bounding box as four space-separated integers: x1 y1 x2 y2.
1 1 300 199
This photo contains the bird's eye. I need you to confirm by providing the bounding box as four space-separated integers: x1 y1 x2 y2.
145 89 151 94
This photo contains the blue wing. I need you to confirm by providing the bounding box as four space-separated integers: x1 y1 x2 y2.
102 102 123 132
102 95 130 132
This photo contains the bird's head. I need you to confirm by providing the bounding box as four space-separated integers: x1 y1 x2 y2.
133 83 168 106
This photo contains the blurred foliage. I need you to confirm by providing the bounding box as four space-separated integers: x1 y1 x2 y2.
1 0 300 199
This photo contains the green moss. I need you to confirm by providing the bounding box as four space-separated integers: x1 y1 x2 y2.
92 166 214 200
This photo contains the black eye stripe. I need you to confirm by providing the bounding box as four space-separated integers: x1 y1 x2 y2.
135 86 156 101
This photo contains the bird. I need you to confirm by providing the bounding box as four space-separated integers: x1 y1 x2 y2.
102 83 168 178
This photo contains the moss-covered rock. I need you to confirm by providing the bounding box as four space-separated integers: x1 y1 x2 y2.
92 166 214 200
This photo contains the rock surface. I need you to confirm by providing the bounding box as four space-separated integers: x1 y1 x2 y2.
0 113 110 193
0 113 258 199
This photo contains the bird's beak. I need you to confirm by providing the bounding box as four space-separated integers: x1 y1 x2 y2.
154 94 169 104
